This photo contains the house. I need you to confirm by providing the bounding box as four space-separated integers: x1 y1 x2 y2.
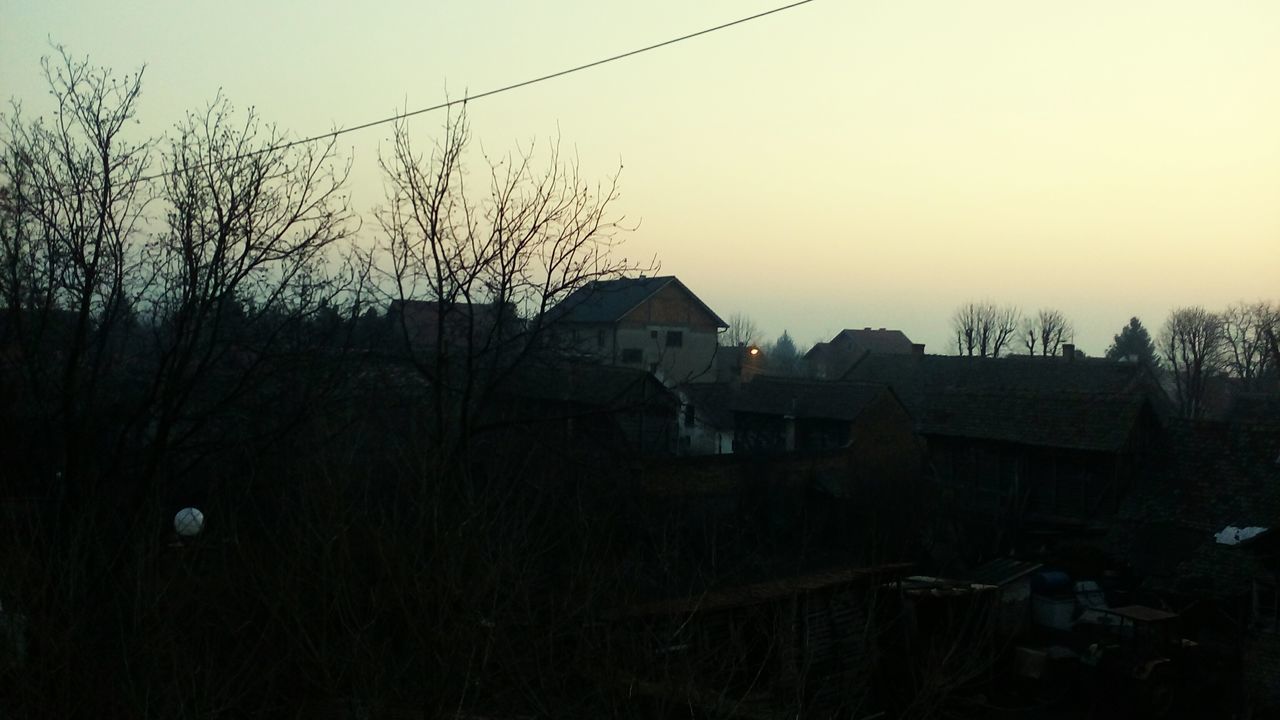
804 327 921 379
544 276 728 384
840 349 1168 560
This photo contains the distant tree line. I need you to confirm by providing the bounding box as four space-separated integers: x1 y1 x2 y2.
946 299 1279 418
1158 301 1279 418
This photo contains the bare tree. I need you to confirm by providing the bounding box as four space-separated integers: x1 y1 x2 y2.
1269 326 1280 377
1160 306 1225 419
1020 308 1074 357
376 107 647 455
2 49 360 718
722 311 760 347
952 301 1019 357
1221 300 1278 389
0 49 152 505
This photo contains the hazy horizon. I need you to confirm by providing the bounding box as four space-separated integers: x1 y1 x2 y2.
3 0 1277 355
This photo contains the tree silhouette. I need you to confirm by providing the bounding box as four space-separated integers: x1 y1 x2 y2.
1221 300 1278 389
1104 317 1161 368
1021 308 1074 357
952 301 1019 357
722 311 760 347
766 330 801 375
1160 307 1225 419
375 106 647 457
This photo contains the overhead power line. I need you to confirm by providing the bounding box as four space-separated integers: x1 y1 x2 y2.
10 0 821 198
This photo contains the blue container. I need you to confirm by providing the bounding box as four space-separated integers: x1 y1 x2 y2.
1031 570 1072 595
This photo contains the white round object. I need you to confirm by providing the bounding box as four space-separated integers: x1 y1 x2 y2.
174 507 205 537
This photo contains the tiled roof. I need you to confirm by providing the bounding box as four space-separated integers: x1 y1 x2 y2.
500 362 676 408
831 328 915 355
920 389 1148 451
676 377 896 428
544 276 728 327
840 353 1167 449
1159 421 1280 531
731 377 891 421
678 381 737 428
1111 420 1280 597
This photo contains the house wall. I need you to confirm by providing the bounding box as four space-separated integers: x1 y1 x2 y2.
559 322 616 360
612 401 678 456
733 412 789 454
634 436 927 566
928 436 1131 558
615 283 721 383
676 401 732 456
612 325 718 384
849 392 921 481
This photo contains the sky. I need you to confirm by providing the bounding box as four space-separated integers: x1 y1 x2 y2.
3 0 1278 355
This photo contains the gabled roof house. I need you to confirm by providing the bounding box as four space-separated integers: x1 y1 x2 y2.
546 276 728 384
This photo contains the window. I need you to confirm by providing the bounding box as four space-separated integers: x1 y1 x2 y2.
650 329 658 338
666 330 683 347
597 329 606 348
684 404 696 425
621 348 642 363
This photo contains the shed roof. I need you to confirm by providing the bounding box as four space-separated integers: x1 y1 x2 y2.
500 361 676 409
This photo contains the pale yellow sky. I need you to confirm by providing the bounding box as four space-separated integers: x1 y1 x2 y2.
3 0 1277 353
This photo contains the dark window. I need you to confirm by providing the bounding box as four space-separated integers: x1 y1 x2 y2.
684 404 696 425
650 329 658 338
667 330 683 347
621 348 642 363
597 329 606 348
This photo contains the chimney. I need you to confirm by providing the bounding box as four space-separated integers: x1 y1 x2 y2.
912 343 925 356
1062 343 1075 361
863 327 871 331
878 327 886 331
